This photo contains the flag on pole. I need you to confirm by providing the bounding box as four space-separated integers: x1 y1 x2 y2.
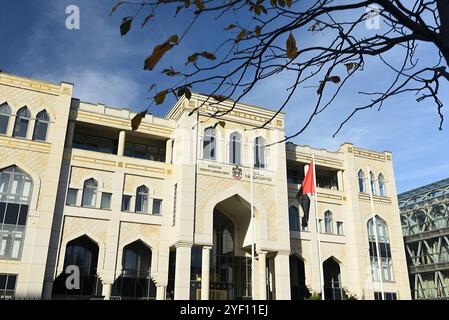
296 160 315 228
302 160 315 195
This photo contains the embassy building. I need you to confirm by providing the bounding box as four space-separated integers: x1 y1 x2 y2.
0 71 411 300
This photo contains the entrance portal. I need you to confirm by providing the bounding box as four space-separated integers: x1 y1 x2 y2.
210 208 252 300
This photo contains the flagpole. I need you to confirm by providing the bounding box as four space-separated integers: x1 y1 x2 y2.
367 165 385 300
312 154 325 300
251 140 256 300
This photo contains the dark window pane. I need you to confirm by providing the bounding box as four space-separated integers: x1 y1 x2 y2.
18 205 28 226
32 122 48 141
4 203 19 225
13 118 29 138
0 115 8 134
0 275 6 288
6 275 17 290
0 202 5 223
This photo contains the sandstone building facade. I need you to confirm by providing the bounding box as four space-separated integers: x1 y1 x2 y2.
0 72 411 300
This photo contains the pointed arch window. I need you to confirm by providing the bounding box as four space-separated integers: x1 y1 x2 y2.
378 174 386 197
324 211 333 234
33 110 50 141
368 217 393 282
358 170 365 193
0 103 11 135
254 136 266 169
135 185 149 213
203 127 216 160
369 171 376 195
13 107 31 138
229 131 242 165
82 178 98 208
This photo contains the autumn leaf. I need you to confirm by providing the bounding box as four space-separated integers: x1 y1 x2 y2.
178 87 192 99
175 5 183 17
212 95 227 102
270 0 276 6
162 68 180 76
255 25 262 36
329 76 341 84
141 14 154 28
214 121 226 128
224 23 237 31
185 0 191 8
199 51 216 60
144 35 179 71
345 63 358 72
194 0 205 11
109 2 124 16
186 53 199 66
155 90 168 105
236 29 247 42
131 110 147 131
286 0 292 7
286 32 297 59
278 0 286 7
120 17 133 37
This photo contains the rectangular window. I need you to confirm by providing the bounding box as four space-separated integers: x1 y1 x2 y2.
121 195 131 212
0 274 17 300
100 193 112 210
66 188 78 206
374 292 397 300
152 199 162 215
337 221 344 235
0 228 25 260
318 219 323 233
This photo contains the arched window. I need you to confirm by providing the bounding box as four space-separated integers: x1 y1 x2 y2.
229 131 242 165
368 217 393 282
358 170 365 193
13 107 31 138
369 171 376 195
324 211 333 234
82 178 98 208
33 110 50 141
0 103 11 135
254 136 266 169
135 185 149 213
378 174 386 197
203 127 216 160
289 206 300 232
0 166 33 259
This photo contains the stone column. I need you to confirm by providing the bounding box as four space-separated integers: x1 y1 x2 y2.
156 285 166 300
166 138 173 164
201 246 212 300
118 130 126 156
26 119 35 140
337 170 344 191
65 120 76 148
174 243 192 300
258 251 267 300
102 283 112 300
6 114 15 136
42 280 53 300
274 251 291 300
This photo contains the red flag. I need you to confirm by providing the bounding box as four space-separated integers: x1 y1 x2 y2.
302 160 315 195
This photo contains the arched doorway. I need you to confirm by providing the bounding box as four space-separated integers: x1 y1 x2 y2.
209 206 252 300
112 240 156 300
52 235 102 299
323 257 343 300
290 255 310 300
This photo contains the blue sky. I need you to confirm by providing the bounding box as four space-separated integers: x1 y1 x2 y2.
0 0 448 193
